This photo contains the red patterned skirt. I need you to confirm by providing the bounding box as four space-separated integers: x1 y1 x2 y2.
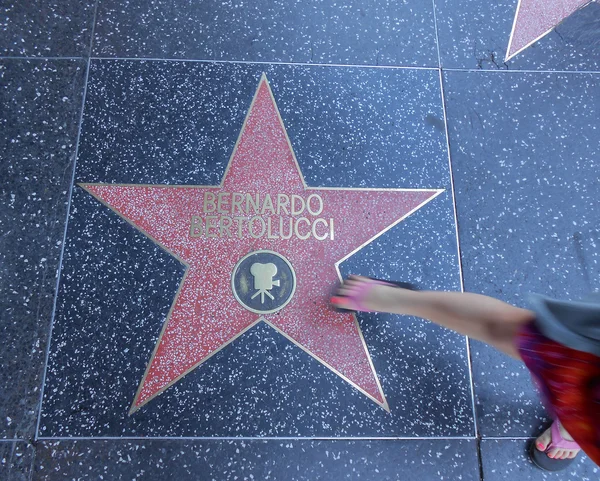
517 322 600 466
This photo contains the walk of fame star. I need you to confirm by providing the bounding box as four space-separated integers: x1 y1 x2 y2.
506 0 592 61
81 74 443 413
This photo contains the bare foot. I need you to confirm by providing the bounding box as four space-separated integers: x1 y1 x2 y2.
535 422 580 460
334 275 410 312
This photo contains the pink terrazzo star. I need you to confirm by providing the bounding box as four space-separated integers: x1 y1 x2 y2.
81 74 442 413
506 0 592 61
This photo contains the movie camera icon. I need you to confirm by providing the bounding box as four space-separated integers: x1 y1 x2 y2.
231 250 296 314
250 262 280 304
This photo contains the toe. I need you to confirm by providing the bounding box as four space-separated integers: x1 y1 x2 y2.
330 295 348 307
347 275 364 283
336 285 352 295
340 276 371 294
567 451 578 459
546 447 560 459
350 277 366 286
343 283 363 295
535 427 552 452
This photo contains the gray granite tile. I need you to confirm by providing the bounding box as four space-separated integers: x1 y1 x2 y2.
436 0 600 70
470 340 548 438
92 0 438 66
33 439 479 481
0 441 34 481
481 439 599 480
76 61 450 188
0 59 86 439
39 61 471 437
39 191 472 438
443 70 600 436
0 1 96 57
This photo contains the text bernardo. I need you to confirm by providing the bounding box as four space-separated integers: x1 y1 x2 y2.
190 192 334 241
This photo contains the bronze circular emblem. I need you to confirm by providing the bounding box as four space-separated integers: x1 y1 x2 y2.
231 250 296 314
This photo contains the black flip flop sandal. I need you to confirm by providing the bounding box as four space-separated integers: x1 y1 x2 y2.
528 420 580 472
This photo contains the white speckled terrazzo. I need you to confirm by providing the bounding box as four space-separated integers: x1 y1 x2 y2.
2 0 600 478
39 63 469 438
444 70 600 437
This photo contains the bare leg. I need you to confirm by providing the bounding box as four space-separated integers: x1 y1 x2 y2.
336 276 535 359
335 277 581 462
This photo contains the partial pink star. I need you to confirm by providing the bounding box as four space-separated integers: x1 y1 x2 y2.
506 0 593 61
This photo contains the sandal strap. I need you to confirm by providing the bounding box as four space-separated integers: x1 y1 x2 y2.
549 420 580 451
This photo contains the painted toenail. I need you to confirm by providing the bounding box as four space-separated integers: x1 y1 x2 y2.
537 443 544 450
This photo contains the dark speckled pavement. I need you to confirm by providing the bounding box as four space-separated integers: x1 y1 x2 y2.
1 1 599 480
